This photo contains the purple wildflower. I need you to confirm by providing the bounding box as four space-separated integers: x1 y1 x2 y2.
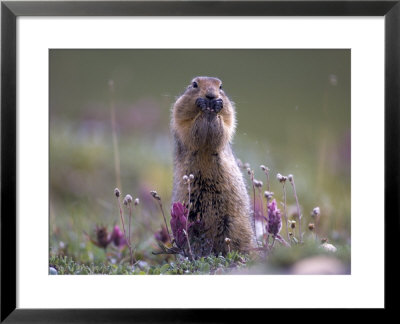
170 202 189 249
110 225 126 248
266 199 282 237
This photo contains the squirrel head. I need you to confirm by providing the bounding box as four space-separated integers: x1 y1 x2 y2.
171 76 236 152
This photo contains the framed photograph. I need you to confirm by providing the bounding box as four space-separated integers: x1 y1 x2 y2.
1 0 398 321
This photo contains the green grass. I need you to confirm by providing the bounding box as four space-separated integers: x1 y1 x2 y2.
49 239 350 275
49 251 250 275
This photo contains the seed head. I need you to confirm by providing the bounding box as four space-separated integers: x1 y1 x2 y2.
123 194 132 206
150 190 161 201
290 220 296 229
288 174 294 182
308 223 315 231
114 188 121 198
243 162 250 169
277 173 287 183
134 198 140 206
182 175 189 183
247 168 252 175
253 180 263 188
150 190 156 196
189 174 194 181
264 191 274 199
225 237 231 245
312 207 320 216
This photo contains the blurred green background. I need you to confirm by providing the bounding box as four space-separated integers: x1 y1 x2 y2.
49 49 350 265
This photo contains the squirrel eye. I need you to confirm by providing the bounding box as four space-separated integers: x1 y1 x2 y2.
219 84 223 90
192 81 198 88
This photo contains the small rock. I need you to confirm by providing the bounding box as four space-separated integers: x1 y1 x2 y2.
321 242 337 253
137 260 148 268
49 267 58 275
291 256 347 274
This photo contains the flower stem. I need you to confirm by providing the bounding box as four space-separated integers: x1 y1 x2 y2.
265 171 270 192
282 183 290 242
265 192 271 250
127 203 135 265
158 200 172 242
128 205 132 246
262 167 270 248
290 178 302 243
249 171 259 247
116 197 128 244
257 188 266 246
185 181 194 260
315 214 320 242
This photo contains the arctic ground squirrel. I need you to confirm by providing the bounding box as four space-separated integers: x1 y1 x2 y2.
171 76 256 256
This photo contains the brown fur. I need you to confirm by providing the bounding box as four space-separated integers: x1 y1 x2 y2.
171 76 256 255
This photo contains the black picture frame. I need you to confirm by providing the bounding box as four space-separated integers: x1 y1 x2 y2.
1 0 398 321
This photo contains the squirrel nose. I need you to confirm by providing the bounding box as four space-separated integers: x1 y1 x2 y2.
205 92 216 100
